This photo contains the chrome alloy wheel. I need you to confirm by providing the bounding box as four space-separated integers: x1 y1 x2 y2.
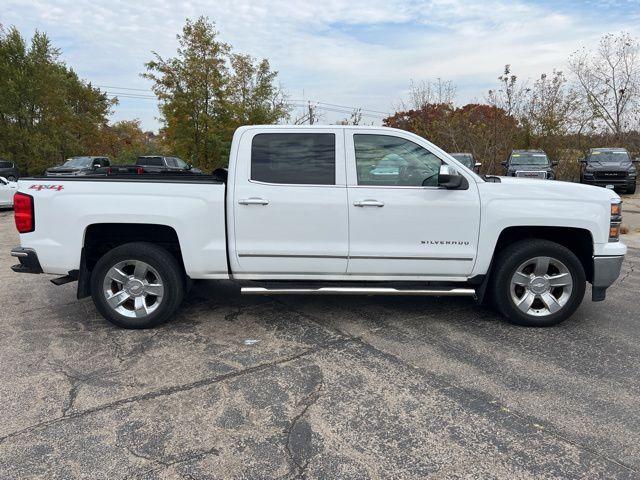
102 260 164 318
509 256 573 317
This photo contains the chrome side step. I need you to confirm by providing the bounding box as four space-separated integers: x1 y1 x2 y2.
241 286 476 298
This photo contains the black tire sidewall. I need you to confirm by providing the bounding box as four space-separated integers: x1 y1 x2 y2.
492 240 586 327
91 242 184 329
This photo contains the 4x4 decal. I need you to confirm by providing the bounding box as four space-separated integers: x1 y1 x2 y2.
29 184 64 191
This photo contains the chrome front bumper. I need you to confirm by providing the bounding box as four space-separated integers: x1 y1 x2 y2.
591 255 624 301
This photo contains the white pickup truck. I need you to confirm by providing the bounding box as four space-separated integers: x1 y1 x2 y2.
10 126 626 329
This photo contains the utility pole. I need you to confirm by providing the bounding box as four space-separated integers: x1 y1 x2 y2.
308 101 315 125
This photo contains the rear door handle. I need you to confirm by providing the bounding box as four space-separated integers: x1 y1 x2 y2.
238 197 269 205
353 199 384 207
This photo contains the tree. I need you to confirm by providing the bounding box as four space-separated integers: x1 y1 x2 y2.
95 120 162 163
487 65 530 118
0 26 114 174
397 78 456 111
569 32 640 139
143 17 289 171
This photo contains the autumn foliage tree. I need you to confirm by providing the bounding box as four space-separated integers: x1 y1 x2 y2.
143 17 289 171
0 26 114 174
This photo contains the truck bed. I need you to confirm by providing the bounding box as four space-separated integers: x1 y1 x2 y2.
17 175 229 279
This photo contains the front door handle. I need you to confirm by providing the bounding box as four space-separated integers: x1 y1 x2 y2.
354 199 384 207
239 197 269 205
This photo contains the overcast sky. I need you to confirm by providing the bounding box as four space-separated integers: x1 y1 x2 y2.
3 0 640 131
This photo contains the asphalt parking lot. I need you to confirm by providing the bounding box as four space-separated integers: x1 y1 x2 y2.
0 209 639 479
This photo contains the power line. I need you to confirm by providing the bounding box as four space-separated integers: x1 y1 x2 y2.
100 84 390 117
97 84 153 92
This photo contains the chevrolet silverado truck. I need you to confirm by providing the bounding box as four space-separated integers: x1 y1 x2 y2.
502 149 557 179
580 148 637 194
10 126 626 329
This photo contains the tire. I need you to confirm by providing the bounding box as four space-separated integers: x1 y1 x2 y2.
490 239 586 327
90 242 185 329
6 176 16 182
627 183 636 195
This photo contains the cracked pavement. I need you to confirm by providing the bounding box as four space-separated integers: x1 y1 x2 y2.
1 208 639 479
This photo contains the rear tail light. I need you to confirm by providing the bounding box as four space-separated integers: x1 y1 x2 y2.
136 167 144 174
14 192 35 233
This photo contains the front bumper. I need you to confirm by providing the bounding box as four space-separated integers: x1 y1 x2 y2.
10 247 43 274
582 176 635 188
591 255 624 301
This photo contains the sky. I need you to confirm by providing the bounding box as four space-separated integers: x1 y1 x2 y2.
3 0 640 132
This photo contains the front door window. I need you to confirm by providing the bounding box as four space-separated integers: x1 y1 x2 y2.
354 134 442 187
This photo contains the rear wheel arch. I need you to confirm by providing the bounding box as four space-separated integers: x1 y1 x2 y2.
78 223 186 299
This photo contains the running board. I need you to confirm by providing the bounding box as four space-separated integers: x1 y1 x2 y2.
241 286 476 298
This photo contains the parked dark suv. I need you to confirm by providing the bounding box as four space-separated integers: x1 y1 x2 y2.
580 148 637 194
450 153 481 173
502 150 557 179
136 156 202 173
45 156 111 176
0 159 20 182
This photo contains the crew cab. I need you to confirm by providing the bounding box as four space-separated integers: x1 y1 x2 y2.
136 156 202 174
45 156 111 176
503 150 557 179
580 148 637 194
10 126 626 329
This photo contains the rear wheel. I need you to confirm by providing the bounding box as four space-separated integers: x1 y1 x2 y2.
491 239 586 327
90 242 184 329
627 183 636 195
6 175 16 182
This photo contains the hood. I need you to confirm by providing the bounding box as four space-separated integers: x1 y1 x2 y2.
494 176 620 202
46 166 90 174
586 161 633 170
508 164 552 171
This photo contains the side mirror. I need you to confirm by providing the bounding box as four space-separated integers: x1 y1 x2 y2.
551 161 558 166
437 174 468 189
501 161 507 167
474 162 482 168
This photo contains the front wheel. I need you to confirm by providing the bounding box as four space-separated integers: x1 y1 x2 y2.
90 242 185 329
491 239 586 327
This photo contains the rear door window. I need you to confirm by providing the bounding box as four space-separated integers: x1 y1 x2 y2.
251 133 336 185
138 157 164 166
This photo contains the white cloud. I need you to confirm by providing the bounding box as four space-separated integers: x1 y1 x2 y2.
3 0 639 130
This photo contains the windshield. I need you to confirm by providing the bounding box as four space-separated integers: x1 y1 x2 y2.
588 151 630 163
510 153 549 165
174 157 188 168
451 154 474 169
62 157 93 167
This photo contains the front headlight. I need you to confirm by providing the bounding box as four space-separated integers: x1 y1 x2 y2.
609 201 622 242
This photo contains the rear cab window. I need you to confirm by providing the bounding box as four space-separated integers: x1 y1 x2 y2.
250 133 336 185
